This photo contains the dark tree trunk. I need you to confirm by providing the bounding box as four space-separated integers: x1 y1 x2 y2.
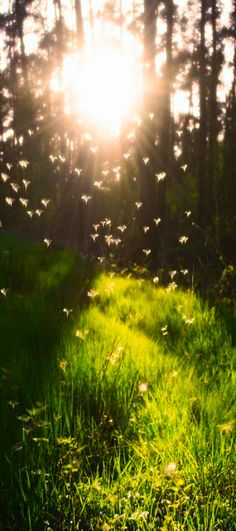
198 0 207 225
74 0 84 49
207 0 218 224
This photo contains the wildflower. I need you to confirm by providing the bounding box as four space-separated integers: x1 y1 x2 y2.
59 359 68 373
167 281 177 291
153 276 159 284
5 197 15 206
217 421 234 434
43 238 52 247
138 382 148 393
161 325 168 336
181 164 188 171
143 157 149 165
183 315 194 325
185 210 191 217
87 289 98 299
143 249 151 256
164 461 177 475
75 329 89 340
154 217 161 225
135 201 142 209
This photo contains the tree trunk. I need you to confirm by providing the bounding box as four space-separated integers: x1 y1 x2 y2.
207 0 218 225
198 0 207 225
74 0 84 49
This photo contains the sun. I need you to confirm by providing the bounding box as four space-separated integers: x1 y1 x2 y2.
62 43 142 137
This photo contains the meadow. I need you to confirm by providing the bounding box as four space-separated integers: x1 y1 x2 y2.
0 233 235 530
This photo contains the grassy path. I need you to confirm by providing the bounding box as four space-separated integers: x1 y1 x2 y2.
0 235 235 530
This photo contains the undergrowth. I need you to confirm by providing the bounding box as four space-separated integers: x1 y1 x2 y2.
0 235 235 530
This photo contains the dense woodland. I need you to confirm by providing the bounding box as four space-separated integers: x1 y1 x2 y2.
0 0 236 288
1 2 236 529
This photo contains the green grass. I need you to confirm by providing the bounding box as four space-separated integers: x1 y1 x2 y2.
0 235 235 530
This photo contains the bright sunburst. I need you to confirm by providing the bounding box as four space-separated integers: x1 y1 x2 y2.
61 43 142 137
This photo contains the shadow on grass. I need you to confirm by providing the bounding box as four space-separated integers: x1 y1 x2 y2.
0 232 97 454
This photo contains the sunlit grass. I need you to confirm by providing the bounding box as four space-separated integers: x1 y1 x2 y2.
0 235 235 529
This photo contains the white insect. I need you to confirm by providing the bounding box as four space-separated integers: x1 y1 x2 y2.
74 168 83 176
63 308 73 317
94 181 103 188
18 160 29 168
185 210 191 217
179 235 188 245
49 155 57 163
22 179 30 190
156 172 166 182
10 182 20 193
1 288 9 296
1 173 9 182
5 197 15 206
41 199 50 207
81 195 91 204
19 198 28 207
87 289 98 299
154 218 161 226
117 225 127 233
90 233 99 242
90 146 98 154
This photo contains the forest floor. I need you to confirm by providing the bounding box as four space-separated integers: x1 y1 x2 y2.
0 233 235 530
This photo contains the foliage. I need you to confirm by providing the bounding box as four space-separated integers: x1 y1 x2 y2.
0 235 235 530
